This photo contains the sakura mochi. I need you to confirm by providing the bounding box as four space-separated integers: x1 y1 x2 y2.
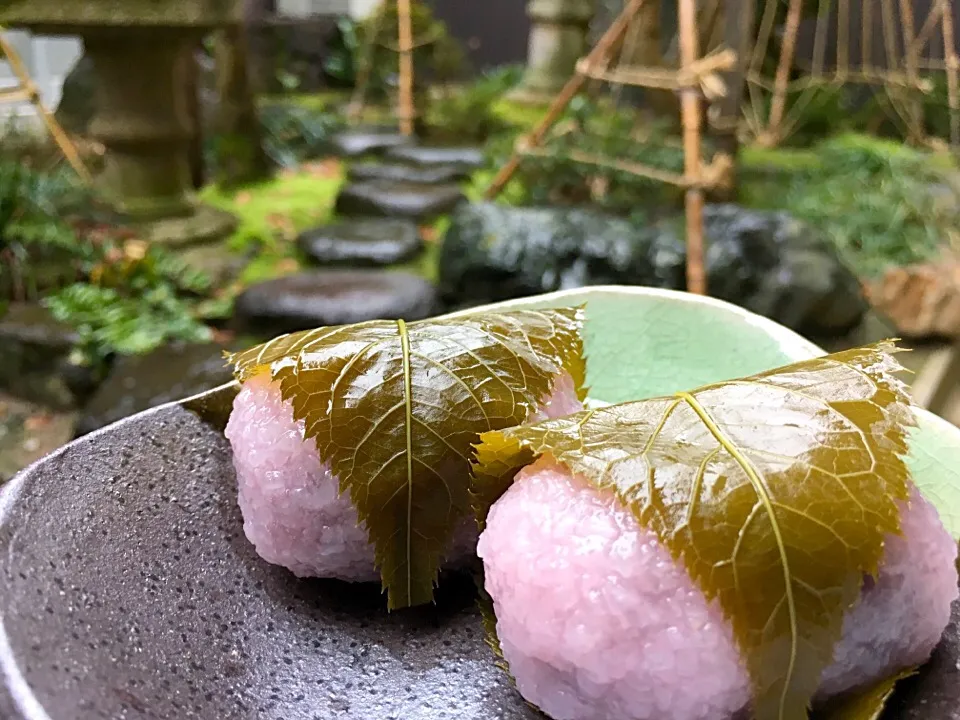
478 457 959 720
225 371 583 582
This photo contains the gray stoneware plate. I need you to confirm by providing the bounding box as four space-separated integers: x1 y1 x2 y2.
2 286 959 720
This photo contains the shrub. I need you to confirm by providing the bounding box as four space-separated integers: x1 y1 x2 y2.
742 134 958 276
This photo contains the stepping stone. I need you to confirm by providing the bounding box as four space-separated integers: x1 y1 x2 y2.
348 161 468 185
384 145 485 171
233 269 440 335
297 219 424 267
0 303 96 410
331 130 414 158
335 180 465 221
74 343 233 438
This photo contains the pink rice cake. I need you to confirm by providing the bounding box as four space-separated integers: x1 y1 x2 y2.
224 372 583 581
478 456 959 720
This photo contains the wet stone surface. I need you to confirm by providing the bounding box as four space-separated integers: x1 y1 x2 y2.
439 202 867 337
0 393 75 483
74 342 234 438
233 269 440 335
330 129 414 158
0 405 537 719
348 161 468 185
297 218 424 267
335 180 465 220
384 145 485 172
0 303 97 410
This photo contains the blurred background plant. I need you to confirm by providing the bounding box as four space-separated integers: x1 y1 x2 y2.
741 134 959 277
482 95 700 215
425 65 523 143
0 155 216 371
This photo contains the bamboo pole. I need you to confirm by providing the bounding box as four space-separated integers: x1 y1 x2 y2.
765 0 805 145
899 0 925 142
484 0 648 200
940 0 960 147
396 0 415 136
711 0 751 160
348 1 388 122
678 0 707 295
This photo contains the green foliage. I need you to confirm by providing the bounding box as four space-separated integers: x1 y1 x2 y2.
43 238 215 368
0 160 90 298
199 167 343 255
323 17 361 87
258 103 345 168
426 66 523 143
46 283 212 365
758 81 960 148
356 0 466 100
484 97 702 215
0 156 215 367
742 134 958 276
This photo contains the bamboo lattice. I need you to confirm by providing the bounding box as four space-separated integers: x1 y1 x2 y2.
744 0 960 147
485 0 737 295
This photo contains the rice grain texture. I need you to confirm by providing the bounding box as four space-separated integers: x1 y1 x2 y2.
224 372 582 581
477 457 959 720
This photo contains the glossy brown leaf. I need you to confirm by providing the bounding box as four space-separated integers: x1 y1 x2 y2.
472 342 914 720
227 307 585 609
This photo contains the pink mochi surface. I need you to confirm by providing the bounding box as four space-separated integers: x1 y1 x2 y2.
477 457 959 720
224 371 583 581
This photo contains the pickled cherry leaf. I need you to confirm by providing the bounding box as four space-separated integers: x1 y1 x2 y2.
227 307 585 609
818 667 918 720
472 342 915 720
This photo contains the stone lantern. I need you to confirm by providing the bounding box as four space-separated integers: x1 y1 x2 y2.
510 0 597 104
0 0 239 249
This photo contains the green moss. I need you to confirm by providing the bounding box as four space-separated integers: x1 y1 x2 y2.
258 91 349 112
492 99 549 130
740 146 822 173
199 168 344 254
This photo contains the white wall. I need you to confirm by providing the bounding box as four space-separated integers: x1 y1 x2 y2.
349 0 381 19
0 31 82 126
276 0 381 20
276 0 351 15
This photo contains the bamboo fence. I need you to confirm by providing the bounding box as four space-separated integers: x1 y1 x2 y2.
484 0 737 295
744 0 960 147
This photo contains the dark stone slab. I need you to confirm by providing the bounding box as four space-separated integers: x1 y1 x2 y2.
335 180 465 221
233 269 440 335
348 161 468 185
74 342 233 438
438 202 868 338
53 53 95 135
384 145 485 171
0 303 98 410
330 130 415 158
297 218 423 267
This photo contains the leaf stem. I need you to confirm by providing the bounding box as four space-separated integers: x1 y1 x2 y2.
675 390 799 720
397 319 415 606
